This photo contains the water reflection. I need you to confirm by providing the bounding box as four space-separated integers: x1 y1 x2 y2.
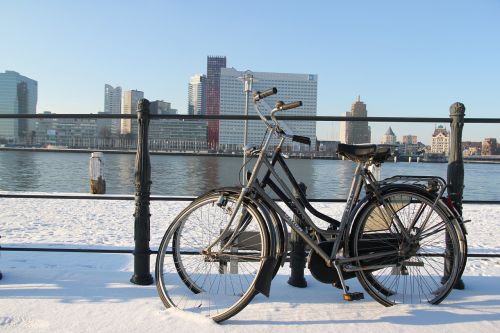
1 151 499 200
109 153 135 194
0 151 40 191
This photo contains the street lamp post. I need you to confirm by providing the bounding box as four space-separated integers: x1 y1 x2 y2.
241 71 254 185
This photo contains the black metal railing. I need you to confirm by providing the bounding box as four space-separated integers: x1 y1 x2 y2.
1 102 500 285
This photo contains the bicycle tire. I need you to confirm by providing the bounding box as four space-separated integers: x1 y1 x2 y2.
348 186 466 306
155 192 271 322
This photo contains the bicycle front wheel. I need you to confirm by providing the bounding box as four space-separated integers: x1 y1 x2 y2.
348 187 465 306
155 192 270 322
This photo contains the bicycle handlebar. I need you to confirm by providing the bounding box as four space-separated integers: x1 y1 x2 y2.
292 135 311 145
252 88 305 143
253 87 278 102
279 101 302 111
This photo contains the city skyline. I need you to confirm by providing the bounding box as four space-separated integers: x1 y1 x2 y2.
1 1 499 143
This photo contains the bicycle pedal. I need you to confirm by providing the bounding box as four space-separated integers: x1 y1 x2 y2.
343 292 364 301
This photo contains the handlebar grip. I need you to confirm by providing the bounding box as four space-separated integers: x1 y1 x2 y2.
253 87 277 102
280 101 302 111
292 135 311 146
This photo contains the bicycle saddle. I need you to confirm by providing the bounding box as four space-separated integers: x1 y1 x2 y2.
337 143 391 164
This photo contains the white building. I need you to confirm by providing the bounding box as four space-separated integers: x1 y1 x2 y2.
188 74 206 115
339 111 351 144
431 125 449 155
0 70 37 143
381 127 397 145
121 89 144 136
104 84 122 136
219 68 317 151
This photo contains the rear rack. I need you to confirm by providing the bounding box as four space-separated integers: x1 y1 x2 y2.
377 175 447 198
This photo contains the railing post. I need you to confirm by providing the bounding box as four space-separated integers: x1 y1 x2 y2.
447 102 465 213
447 102 465 289
288 182 308 288
130 98 154 285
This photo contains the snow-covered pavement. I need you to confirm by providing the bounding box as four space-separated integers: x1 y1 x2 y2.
1 196 499 332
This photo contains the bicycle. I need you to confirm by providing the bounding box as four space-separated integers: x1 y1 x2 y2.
155 88 468 322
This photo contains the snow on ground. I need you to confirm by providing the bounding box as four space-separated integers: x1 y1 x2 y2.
1 195 499 332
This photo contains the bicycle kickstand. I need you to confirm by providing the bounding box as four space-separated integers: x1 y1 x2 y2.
333 260 364 301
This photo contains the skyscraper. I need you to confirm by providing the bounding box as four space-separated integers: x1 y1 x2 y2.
104 84 122 136
339 111 351 144
150 100 177 115
188 74 206 116
350 96 371 144
218 68 318 150
340 97 371 144
121 89 144 136
0 70 37 143
206 56 226 149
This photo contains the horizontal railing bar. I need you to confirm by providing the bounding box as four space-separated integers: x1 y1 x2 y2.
1 113 500 123
0 246 497 258
1 193 499 204
0 247 135 254
0 193 195 201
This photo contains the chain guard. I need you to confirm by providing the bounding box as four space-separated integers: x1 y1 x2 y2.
307 241 356 284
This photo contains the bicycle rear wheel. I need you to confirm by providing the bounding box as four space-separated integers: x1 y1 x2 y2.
155 192 270 322
348 187 465 306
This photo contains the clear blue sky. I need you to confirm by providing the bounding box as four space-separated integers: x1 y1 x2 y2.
1 0 499 144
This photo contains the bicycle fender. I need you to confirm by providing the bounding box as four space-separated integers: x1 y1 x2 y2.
254 256 277 297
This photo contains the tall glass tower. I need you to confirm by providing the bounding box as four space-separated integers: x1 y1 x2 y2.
121 89 144 136
104 84 122 136
0 71 38 143
188 74 206 116
206 56 226 149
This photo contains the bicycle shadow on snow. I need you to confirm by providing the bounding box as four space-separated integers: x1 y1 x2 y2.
227 274 500 326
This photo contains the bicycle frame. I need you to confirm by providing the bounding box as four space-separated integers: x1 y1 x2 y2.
206 102 394 268
203 95 451 294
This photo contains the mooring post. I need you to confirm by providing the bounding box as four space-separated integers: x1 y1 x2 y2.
89 152 106 194
288 182 308 288
447 102 466 289
130 98 154 285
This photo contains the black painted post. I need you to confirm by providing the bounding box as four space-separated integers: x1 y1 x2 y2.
130 99 154 285
288 182 308 288
446 102 465 289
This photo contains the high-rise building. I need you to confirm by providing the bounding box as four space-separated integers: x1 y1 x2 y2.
150 100 177 115
219 68 318 150
340 97 370 144
104 84 122 136
349 96 370 144
188 74 206 116
206 56 226 149
431 125 449 155
121 89 144 136
0 70 37 143
381 126 397 145
339 111 351 144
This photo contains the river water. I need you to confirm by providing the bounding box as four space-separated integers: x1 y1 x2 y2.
0 150 498 200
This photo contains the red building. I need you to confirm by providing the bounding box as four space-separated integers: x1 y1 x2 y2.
206 56 226 150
